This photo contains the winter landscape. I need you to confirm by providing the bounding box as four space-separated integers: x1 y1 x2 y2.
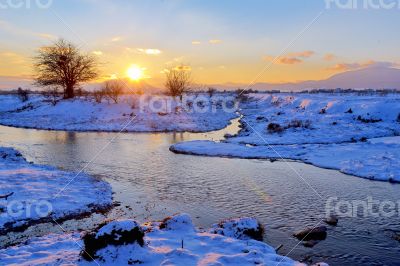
1 1 400 266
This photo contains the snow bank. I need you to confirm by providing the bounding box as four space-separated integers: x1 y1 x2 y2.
0 94 237 132
0 214 315 266
171 138 400 182
0 147 112 233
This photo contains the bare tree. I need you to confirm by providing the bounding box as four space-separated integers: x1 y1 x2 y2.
103 79 124 103
33 39 98 99
164 65 192 99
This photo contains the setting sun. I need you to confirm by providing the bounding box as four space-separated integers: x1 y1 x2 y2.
127 65 144 81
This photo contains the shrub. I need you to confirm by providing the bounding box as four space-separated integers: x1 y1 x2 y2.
267 123 284 133
93 89 106 103
17 87 29 102
345 108 353 114
43 88 61 106
207 87 216 97
287 119 312 129
357 115 382 123
103 80 124 103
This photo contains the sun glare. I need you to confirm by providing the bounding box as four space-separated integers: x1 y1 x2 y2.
127 65 144 81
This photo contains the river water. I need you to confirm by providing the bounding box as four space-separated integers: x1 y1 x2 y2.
0 122 399 266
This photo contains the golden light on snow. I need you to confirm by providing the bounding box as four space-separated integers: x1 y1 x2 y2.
127 65 144 81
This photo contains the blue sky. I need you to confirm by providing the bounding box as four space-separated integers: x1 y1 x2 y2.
0 0 399 85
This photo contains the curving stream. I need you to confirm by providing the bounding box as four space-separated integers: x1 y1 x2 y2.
0 121 399 266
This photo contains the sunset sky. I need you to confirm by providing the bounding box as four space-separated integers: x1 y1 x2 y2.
0 0 399 87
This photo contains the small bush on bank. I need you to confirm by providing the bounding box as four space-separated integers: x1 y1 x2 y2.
103 80 124 103
267 123 285 133
345 108 353 114
357 115 382 123
93 89 106 103
42 88 61 106
287 119 312 129
267 119 312 134
17 87 29 102
208 87 216 97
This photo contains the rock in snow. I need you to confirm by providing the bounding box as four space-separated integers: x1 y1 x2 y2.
209 217 264 241
0 214 328 266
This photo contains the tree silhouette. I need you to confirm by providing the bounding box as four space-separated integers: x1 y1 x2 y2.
34 39 98 99
165 65 192 99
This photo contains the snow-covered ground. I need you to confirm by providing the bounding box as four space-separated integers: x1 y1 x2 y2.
233 93 400 145
171 93 400 182
0 94 237 132
0 147 112 233
0 214 322 266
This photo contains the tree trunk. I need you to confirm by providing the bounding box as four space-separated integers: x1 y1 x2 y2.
65 84 74 99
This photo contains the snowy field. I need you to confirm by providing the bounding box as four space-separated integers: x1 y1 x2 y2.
0 94 237 132
0 214 324 266
171 93 400 182
0 147 112 233
233 93 400 145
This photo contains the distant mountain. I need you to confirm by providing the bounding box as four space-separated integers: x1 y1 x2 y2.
1 66 400 92
211 67 400 91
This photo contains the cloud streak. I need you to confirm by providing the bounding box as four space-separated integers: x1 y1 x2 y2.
326 60 399 71
209 39 222 44
136 48 162 55
263 50 315 65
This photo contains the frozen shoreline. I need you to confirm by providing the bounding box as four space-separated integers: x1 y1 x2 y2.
0 147 113 234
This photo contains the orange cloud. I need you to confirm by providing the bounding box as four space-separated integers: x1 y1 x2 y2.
174 65 192 71
286 50 314 58
326 60 398 71
263 50 314 65
192 41 201 45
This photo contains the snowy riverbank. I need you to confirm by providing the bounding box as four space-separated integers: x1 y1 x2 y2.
0 147 112 233
171 93 400 182
0 214 325 266
0 94 237 132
